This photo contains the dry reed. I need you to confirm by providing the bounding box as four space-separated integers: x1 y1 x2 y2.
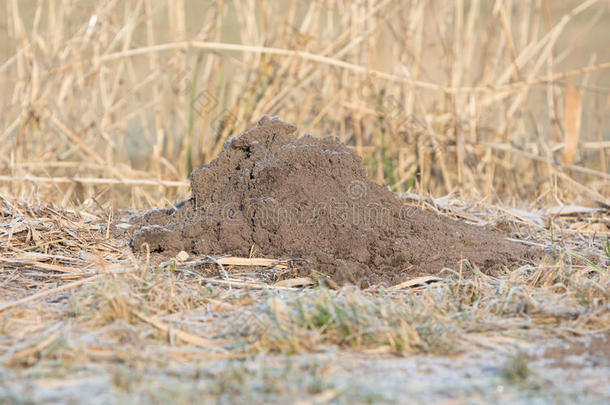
1 0 608 209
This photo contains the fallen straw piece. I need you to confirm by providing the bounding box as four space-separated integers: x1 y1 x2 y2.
0 274 106 313
6 331 61 364
216 257 282 266
389 276 443 290
0 267 133 313
274 277 314 288
199 277 300 291
0 257 82 274
182 255 287 267
131 310 223 348
0 174 189 187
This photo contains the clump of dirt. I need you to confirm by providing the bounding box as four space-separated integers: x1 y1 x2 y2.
130 116 533 286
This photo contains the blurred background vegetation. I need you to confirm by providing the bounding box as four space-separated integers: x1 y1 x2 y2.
1 0 608 209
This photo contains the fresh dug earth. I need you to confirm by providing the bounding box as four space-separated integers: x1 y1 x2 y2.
130 116 533 286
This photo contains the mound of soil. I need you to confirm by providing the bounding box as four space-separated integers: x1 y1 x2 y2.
130 116 532 286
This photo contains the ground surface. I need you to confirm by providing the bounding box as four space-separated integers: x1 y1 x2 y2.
1 195 608 404
1 1 609 403
1 338 609 404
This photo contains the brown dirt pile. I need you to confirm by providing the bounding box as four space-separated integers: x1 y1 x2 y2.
130 116 533 286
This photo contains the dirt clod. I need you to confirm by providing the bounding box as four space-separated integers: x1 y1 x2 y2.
130 116 533 286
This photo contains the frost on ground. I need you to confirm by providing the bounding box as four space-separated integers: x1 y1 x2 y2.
0 195 608 404
1 336 608 404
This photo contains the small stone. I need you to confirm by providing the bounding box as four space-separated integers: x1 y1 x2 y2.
175 250 190 262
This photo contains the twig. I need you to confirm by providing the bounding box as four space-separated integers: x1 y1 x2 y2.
189 256 283 267
0 174 189 187
199 277 299 291
202 255 230 281
7 331 61 363
132 309 224 347
0 258 83 274
484 143 610 181
23 40 610 95
0 268 132 313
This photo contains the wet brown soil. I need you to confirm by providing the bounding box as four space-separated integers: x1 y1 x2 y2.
129 116 534 286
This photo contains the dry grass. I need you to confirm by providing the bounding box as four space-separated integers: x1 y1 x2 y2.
0 195 608 401
1 0 609 208
0 196 607 350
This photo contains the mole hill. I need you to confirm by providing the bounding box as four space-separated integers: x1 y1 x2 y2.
130 116 532 286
